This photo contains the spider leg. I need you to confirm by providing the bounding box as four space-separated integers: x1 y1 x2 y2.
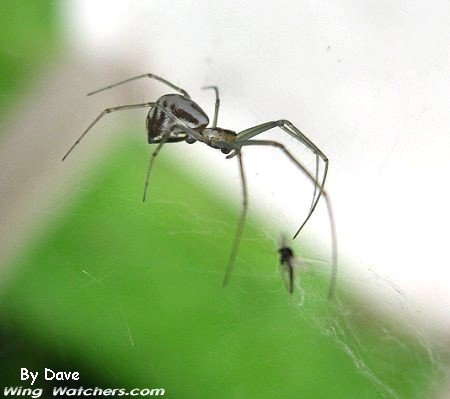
63 102 206 162
222 151 248 287
236 120 328 239
87 73 190 98
142 133 178 202
141 133 187 202
232 139 337 300
280 121 328 239
62 102 157 161
201 86 220 128
310 154 320 212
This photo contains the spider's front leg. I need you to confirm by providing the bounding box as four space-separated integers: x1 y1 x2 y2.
62 102 205 161
87 73 191 98
62 102 158 161
62 101 206 203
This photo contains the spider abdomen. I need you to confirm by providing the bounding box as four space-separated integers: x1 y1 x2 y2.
147 94 209 143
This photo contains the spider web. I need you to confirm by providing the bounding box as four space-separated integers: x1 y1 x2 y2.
0 125 447 397
163 129 448 398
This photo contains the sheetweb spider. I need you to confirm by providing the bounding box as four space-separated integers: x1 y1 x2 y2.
62 73 337 299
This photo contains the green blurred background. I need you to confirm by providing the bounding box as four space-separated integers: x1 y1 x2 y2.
0 1 57 117
0 2 444 398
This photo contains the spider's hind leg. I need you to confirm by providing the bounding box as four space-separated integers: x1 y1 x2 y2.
232 139 337 300
279 121 328 239
235 120 328 239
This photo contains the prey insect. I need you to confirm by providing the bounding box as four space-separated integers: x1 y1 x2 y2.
278 240 296 295
278 235 337 298
278 247 294 294
62 73 336 296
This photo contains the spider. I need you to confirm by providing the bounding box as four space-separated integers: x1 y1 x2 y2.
62 73 337 296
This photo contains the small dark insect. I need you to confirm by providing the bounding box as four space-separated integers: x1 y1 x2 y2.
278 244 296 294
62 73 336 294
278 235 337 298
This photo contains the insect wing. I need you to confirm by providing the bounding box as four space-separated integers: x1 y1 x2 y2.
279 260 294 294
